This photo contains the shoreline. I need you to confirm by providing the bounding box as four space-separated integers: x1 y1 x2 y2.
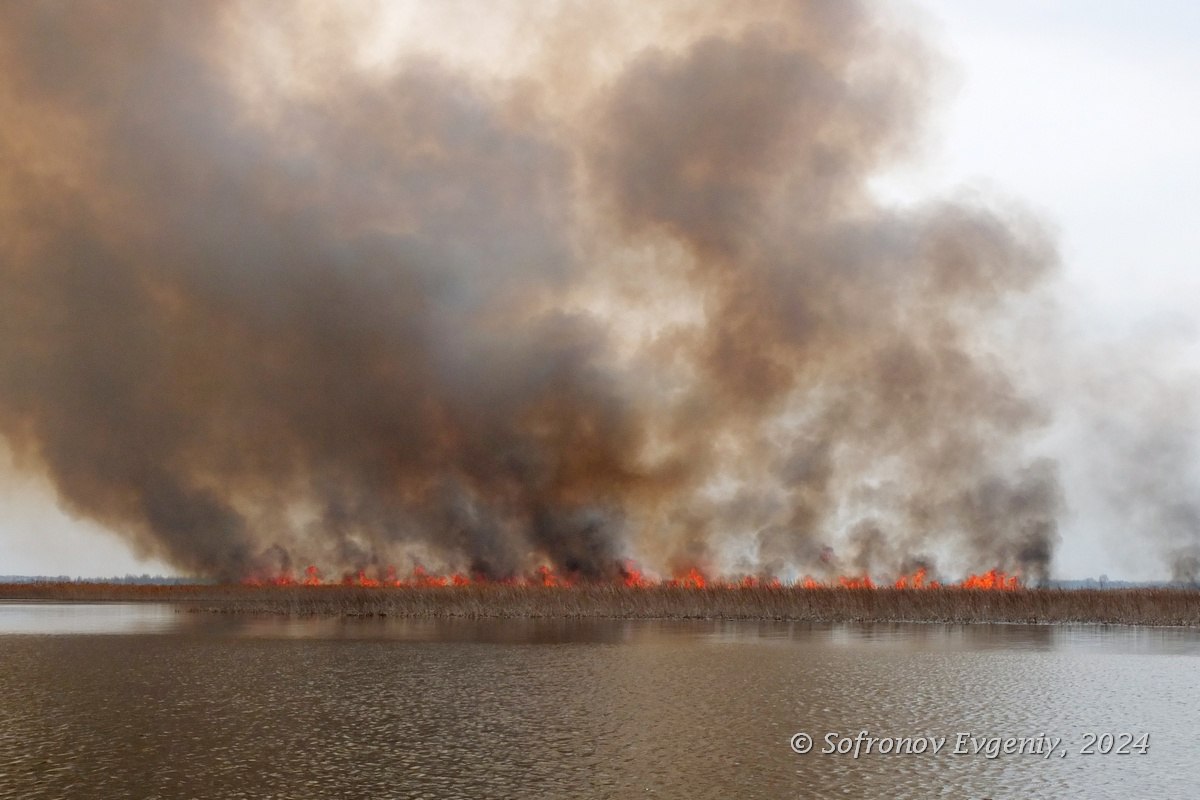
2 583 1198 627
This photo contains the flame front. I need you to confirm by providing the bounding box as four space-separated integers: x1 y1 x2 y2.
242 563 1023 591
959 569 1020 590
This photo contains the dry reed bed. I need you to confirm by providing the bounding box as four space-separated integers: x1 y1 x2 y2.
2 583 1199 625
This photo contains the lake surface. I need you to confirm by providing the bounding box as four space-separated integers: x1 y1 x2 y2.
1 604 1197 799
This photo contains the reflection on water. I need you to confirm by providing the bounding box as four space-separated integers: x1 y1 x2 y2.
1 605 1197 799
0 602 181 636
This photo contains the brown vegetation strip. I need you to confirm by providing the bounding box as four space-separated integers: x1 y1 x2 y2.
2 583 1199 626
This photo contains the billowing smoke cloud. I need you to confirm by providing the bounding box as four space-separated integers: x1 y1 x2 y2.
0 0 1067 581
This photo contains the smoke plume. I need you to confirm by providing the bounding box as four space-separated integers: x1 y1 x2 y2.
0 0 1067 581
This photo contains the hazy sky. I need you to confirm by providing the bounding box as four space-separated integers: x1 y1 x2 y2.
882 0 1200 579
1 1 1197 580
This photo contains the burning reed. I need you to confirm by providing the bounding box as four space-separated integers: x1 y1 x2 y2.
4 583 1199 627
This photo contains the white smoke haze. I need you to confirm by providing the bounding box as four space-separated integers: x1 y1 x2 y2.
0 1 1195 583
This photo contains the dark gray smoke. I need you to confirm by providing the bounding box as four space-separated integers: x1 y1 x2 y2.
0 0 1065 581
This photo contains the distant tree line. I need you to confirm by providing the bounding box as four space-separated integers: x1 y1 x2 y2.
0 574 212 585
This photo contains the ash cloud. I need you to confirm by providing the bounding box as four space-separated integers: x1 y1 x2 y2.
0 1 1068 581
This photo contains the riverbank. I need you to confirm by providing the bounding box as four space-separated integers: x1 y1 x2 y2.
2 583 1198 626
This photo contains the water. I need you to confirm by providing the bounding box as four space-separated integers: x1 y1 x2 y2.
1 604 1197 799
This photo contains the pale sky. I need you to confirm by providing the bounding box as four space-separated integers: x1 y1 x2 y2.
1 1 1198 580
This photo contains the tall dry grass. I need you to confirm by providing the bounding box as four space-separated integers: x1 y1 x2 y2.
3 582 1199 626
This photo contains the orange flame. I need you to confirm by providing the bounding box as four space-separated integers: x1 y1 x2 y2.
960 569 1020 590
894 567 927 589
535 565 569 587
242 562 1022 591
347 569 380 588
412 566 449 587
667 567 707 589
621 560 654 588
